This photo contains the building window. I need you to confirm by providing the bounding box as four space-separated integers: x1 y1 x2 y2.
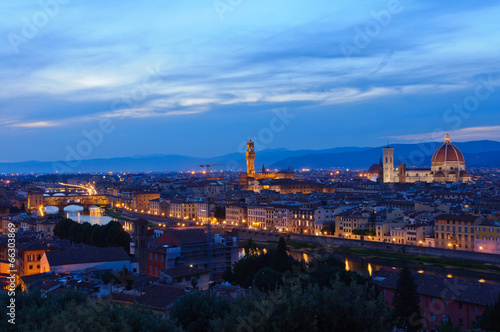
431 313 436 321
474 306 477 312
458 302 462 309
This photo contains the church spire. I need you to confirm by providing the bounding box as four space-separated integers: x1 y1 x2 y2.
445 131 450 144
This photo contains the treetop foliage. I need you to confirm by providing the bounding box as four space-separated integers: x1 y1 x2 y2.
54 219 130 253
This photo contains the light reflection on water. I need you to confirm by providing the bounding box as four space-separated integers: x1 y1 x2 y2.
237 244 499 284
288 251 498 284
66 212 114 226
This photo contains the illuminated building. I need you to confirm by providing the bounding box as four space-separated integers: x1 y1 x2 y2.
380 133 471 184
434 214 480 251
239 138 294 188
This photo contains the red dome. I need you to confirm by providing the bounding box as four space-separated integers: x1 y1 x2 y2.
434 171 445 178
368 164 380 173
459 170 470 178
431 133 464 164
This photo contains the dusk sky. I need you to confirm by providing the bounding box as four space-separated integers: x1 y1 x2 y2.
1 0 499 162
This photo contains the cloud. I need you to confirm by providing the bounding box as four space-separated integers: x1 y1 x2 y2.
387 126 500 142
10 121 60 128
1 0 500 161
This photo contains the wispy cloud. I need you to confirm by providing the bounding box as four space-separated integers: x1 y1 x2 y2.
387 126 500 142
10 121 60 128
1 0 500 161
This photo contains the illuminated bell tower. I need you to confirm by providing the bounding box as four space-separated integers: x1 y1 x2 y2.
246 138 255 175
383 147 394 183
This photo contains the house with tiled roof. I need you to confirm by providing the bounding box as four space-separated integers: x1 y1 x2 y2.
40 246 131 273
373 268 500 330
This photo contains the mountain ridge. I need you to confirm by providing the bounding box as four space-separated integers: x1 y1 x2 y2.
1 140 499 173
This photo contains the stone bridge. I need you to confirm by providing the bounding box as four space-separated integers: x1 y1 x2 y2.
43 195 110 213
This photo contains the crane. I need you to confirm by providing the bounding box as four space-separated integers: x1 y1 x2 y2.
199 163 240 191
199 163 239 174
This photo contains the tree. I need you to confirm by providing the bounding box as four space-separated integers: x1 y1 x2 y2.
393 266 423 331
171 291 230 332
244 238 259 256
118 267 134 290
230 250 273 288
368 212 377 232
304 256 368 288
191 277 198 289
77 222 92 243
320 224 335 235
54 219 130 252
253 267 283 291
270 237 289 273
212 279 393 332
480 292 500 331
0 288 179 332
99 270 116 285
67 222 80 243
90 224 101 246
434 320 462 332
214 205 225 221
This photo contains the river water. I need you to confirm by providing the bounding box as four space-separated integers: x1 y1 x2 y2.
66 207 114 226
286 250 500 285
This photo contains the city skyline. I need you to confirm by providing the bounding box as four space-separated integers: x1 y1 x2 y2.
1 0 500 163
2 2 500 331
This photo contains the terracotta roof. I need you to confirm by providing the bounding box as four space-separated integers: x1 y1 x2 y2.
108 292 138 304
368 164 380 173
45 247 130 266
167 229 207 245
161 266 209 279
435 214 479 222
373 269 500 306
460 170 471 177
135 285 186 310
431 134 464 164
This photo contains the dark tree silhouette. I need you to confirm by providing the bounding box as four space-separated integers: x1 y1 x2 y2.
480 292 500 331
393 266 422 331
270 237 290 273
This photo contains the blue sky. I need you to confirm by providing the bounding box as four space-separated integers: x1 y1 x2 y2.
1 0 499 162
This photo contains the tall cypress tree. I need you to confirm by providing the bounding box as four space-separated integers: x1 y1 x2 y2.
480 292 500 331
270 237 289 273
393 266 422 331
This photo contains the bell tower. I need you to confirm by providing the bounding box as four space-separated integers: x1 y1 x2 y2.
383 147 394 183
246 138 255 175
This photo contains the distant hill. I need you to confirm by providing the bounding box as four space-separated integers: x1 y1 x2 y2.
271 141 500 170
0 141 499 173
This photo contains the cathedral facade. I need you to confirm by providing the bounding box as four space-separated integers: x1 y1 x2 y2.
378 133 471 184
